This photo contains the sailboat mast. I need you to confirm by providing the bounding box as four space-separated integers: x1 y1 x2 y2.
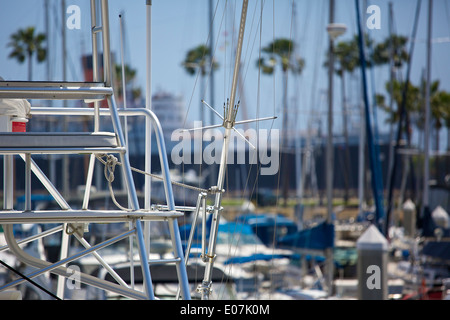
199 0 249 300
355 0 386 232
422 0 432 218
325 0 335 298
208 0 215 128
208 0 217 189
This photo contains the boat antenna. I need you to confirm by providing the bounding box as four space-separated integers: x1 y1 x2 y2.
197 0 249 300
184 99 276 150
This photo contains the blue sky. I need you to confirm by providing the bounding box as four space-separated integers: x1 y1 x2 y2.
1 0 449 146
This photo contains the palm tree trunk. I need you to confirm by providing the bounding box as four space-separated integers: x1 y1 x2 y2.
435 126 440 152
28 52 32 81
446 127 450 179
341 74 350 203
447 127 450 151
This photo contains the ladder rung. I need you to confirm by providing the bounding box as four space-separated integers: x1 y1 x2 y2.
92 26 103 33
0 147 124 155
0 81 112 100
148 258 181 265
0 132 122 156
0 209 183 224
0 132 119 149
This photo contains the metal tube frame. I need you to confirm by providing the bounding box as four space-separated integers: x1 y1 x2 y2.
0 225 64 253
0 106 191 299
183 193 207 267
0 0 190 300
83 0 102 209
29 106 186 211
1 225 149 300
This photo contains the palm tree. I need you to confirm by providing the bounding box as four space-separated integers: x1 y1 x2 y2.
372 34 410 153
375 80 421 143
332 35 364 75
442 94 450 152
182 44 218 124
372 34 409 69
257 38 304 205
418 79 450 151
377 79 450 151
326 34 373 71
8 26 47 81
114 63 141 103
